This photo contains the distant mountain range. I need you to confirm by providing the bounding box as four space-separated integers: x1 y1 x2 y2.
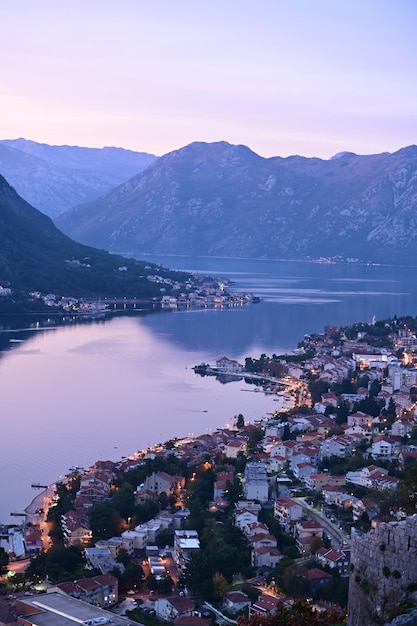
0 138 157 218
53 141 417 265
0 173 192 298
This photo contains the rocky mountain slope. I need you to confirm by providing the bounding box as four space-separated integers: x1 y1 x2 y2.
0 138 157 218
0 173 191 298
56 141 417 265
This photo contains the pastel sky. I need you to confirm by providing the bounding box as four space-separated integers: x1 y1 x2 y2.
1 0 416 159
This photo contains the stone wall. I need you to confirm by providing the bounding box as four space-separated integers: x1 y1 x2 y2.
347 515 417 626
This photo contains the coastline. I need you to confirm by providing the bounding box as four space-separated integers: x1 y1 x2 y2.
24 486 54 526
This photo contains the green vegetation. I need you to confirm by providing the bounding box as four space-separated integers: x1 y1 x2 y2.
236 601 345 626
25 545 86 583
0 174 211 302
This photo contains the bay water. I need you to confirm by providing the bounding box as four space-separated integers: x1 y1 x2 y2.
1 257 416 525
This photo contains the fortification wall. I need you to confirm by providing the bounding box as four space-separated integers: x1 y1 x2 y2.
347 515 417 626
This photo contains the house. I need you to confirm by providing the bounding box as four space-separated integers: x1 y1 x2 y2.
143 471 185 496
173 530 200 571
245 522 270 539
213 471 234 499
135 488 159 506
53 573 118 608
320 434 361 459
274 497 303 528
305 473 346 491
96 535 135 558
295 534 317 555
290 445 320 471
209 497 230 513
399 448 417 468
294 519 323 540
23 526 43 555
223 591 251 614
371 435 398 458
234 509 259 532
225 439 247 458
216 356 244 373
316 547 351 577
250 533 277 550
249 593 280 617
243 462 269 502
293 461 316 481
347 411 374 428
154 596 195 621
322 485 345 505
306 568 332 593
391 418 414 438
61 510 92 546
251 546 283 568
85 546 123 575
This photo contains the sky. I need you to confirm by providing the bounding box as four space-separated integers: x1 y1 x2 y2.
1 0 416 159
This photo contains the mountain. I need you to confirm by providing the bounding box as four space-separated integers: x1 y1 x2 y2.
0 139 157 218
55 141 417 265
0 173 193 298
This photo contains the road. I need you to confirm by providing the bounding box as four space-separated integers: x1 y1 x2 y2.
294 498 350 549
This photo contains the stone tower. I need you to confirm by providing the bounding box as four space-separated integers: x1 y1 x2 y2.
347 516 417 626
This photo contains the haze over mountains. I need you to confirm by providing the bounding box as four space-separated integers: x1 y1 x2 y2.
2 138 417 266
54 141 417 266
0 138 156 218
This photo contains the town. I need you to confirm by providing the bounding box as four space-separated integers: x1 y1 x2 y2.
2 315 417 626
0 270 257 317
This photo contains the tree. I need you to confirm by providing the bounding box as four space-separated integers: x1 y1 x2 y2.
87 503 124 540
335 400 350 425
309 536 324 555
236 600 345 626
156 528 174 548
111 483 135 519
308 379 330 404
0 547 9 576
247 426 265 453
26 545 84 584
145 573 159 592
116 548 131 567
236 413 245 429
281 564 309 598
224 477 243 505
121 562 144 592
213 571 230 599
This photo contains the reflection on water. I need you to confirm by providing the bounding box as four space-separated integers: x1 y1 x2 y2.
1 256 417 523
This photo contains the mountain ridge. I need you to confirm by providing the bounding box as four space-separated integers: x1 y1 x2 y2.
0 173 194 299
0 138 157 218
55 141 417 265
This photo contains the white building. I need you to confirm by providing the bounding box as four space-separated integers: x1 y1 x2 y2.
243 462 269 503
173 530 200 571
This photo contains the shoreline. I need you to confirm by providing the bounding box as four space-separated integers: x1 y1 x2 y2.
24 486 54 526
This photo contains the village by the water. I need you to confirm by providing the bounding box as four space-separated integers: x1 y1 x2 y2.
2 315 417 626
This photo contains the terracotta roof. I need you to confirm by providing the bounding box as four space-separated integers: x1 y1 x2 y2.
174 617 210 626
306 568 332 580
168 597 195 613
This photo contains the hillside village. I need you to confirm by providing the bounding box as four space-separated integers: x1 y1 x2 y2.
0 273 255 316
3 315 417 625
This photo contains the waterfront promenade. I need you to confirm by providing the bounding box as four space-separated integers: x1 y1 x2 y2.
24 486 54 550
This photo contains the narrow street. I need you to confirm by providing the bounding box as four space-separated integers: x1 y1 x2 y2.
294 498 350 549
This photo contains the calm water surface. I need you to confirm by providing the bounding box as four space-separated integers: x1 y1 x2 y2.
1 257 416 524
